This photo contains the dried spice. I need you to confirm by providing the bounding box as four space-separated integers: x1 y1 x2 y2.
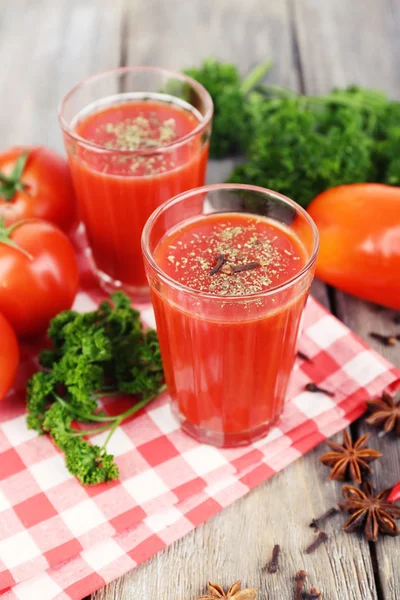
102 115 177 151
304 382 335 397
310 507 339 530
305 531 328 554
319 431 382 484
294 571 307 600
198 580 257 599
369 331 398 346
366 384 400 436
394 314 400 325
231 262 260 273
297 350 313 362
209 254 227 275
264 544 280 573
220 261 260 275
165 217 301 296
339 479 400 542
304 588 322 599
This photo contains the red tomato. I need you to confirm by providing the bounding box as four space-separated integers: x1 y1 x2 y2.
0 313 19 400
0 146 78 233
0 219 79 338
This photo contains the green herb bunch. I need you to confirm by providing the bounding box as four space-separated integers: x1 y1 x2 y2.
26 292 164 485
184 58 400 206
230 90 379 207
183 57 272 158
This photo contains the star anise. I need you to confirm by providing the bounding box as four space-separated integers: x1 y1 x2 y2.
366 386 400 436
319 430 382 484
339 479 400 542
198 580 257 599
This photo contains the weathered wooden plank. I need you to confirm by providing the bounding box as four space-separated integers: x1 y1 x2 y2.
93 1 377 598
293 1 400 597
335 296 400 599
292 0 400 97
0 0 124 151
124 0 299 88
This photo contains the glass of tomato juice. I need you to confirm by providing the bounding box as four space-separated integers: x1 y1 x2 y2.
59 67 213 300
142 184 319 447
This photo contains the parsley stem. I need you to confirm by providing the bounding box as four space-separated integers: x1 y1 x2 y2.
240 59 272 96
99 419 122 450
69 423 113 437
99 393 161 448
65 390 163 440
55 395 119 423
112 392 157 421
95 390 121 399
257 84 386 112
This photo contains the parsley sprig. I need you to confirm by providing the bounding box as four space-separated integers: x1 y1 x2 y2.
26 292 164 485
184 57 400 206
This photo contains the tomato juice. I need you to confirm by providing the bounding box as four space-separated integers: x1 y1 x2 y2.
60 68 212 299
67 97 208 296
143 189 318 447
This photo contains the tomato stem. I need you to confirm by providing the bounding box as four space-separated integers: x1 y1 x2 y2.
0 153 29 202
0 216 33 260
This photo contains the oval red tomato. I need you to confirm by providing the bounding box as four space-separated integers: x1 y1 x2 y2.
0 313 19 400
0 146 78 233
0 219 79 338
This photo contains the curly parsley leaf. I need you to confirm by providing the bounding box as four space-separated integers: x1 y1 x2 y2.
183 57 271 159
64 440 119 486
183 57 400 205
26 371 56 432
229 86 390 207
26 292 164 485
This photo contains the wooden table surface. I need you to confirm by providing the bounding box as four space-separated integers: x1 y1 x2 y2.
1 1 399 598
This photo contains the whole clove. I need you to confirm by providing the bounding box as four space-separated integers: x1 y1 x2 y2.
221 261 260 275
209 254 227 275
231 261 260 273
264 544 280 573
305 531 328 554
305 382 335 397
369 332 397 346
295 571 307 600
310 507 339 530
304 588 322 599
297 350 313 363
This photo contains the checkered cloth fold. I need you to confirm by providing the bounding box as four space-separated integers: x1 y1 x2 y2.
0 237 398 600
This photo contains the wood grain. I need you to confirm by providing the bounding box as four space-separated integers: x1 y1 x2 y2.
124 0 299 88
292 1 400 598
0 0 124 150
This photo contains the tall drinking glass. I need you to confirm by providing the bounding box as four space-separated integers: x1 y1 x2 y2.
142 184 319 447
59 67 213 300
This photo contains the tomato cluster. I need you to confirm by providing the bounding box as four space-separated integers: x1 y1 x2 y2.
0 146 80 399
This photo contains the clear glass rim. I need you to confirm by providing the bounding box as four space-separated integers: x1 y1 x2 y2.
142 183 320 301
58 66 214 155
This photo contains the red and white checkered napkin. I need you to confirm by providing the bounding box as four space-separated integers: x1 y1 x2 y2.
0 241 398 600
